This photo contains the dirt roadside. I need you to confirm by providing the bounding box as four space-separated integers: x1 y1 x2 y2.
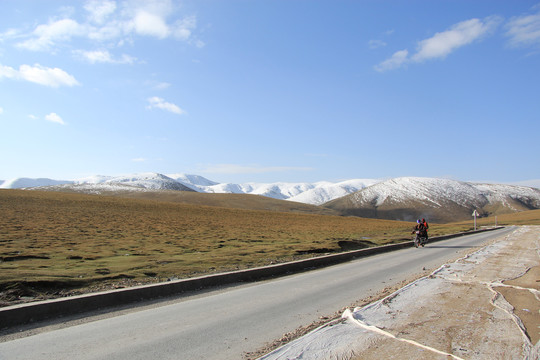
259 226 539 360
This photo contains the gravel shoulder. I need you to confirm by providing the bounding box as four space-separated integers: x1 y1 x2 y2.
259 226 540 360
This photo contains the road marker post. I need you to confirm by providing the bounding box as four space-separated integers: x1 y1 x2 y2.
472 210 479 230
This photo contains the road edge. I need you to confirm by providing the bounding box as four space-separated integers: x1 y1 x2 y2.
0 227 504 330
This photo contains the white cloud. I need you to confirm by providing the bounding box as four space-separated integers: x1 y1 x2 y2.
368 39 387 49
375 16 501 72
45 112 66 125
0 107 3 114
506 7 540 47
84 0 117 25
201 164 313 175
12 0 200 53
131 157 146 162
17 18 86 51
86 21 123 41
412 17 501 62
0 28 20 42
73 49 137 64
374 49 408 72
19 64 80 87
146 96 185 115
0 63 80 87
131 10 170 38
153 81 171 90
173 15 197 41
0 64 19 79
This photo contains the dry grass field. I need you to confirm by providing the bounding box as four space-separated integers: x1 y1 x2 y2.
1 189 538 306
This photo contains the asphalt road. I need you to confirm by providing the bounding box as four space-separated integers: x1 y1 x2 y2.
0 227 513 360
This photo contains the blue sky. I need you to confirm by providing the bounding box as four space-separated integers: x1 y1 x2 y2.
1 0 539 185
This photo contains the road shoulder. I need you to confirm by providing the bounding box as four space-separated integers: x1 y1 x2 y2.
259 226 540 360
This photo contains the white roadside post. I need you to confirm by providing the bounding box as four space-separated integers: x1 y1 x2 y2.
472 210 479 230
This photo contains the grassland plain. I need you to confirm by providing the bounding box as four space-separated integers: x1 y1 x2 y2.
1 189 539 306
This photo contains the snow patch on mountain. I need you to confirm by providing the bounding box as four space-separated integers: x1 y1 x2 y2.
167 173 219 191
193 179 380 204
473 183 540 210
1 173 376 204
98 173 190 191
13 173 193 193
3 174 540 212
204 182 317 200
0 177 73 189
289 179 380 205
74 175 115 184
351 177 487 208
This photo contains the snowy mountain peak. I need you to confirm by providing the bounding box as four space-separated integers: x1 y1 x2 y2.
352 177 485 208
2 174 539 219
166 173 219 191
94 173 193 191
0 177 73 189
0 173 380 205
326 176 540 222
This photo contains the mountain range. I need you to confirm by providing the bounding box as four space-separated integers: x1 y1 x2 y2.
0 173 378 205
324 177 540 222
2 173 540 223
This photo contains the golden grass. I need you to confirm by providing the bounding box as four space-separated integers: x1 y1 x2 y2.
1 189 538 296
0 190 407 286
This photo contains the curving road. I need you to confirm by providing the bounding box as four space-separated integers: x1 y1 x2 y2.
0 227 514 360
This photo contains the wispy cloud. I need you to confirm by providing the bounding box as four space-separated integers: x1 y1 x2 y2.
151 81 171 90
412 17 501 62
368 29 394 50
505 5 540 48
146 96 185 115
0 63 80 87
0 106 3 115
131 157 146 162
45 112 66 125
200 164 313 175
375 17 502 72
374 49 409 72
9 0 202 54
368 39 387 49
16 18 86 51
73 49 137 64
84 0 117 25
0 28 20 43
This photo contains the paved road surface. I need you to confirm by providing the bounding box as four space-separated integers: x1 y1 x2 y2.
0 228 513 360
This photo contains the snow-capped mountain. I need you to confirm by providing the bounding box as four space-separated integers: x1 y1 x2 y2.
3 173 194 193
2 174 540 221
324 177 540 222
473 183 540 209
167 174 219 191
201 182 323 200
287 179 379 205
167 178 379 205
95 173 192 191
0 173 379 205
0 177 73 189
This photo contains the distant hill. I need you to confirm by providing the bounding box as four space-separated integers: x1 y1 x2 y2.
194 179 378 205
324 177 540 223
3 173 540 222
1 173 378 205
0 177 73 189
104 191 341 216
36 173 195 193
